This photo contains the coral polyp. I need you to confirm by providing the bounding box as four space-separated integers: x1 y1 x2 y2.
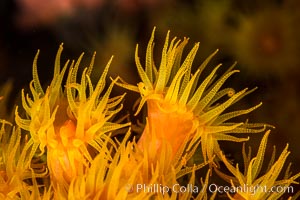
216 131 300 199
15 44 130 189
117 28 269 167
0 121 48 199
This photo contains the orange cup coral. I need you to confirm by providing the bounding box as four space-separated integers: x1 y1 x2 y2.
117 28 269 169
0 27 298 199
15 44 130 189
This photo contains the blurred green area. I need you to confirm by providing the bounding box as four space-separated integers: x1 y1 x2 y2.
0 0 299 192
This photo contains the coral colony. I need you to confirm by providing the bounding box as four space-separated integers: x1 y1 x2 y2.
1 28 300 199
